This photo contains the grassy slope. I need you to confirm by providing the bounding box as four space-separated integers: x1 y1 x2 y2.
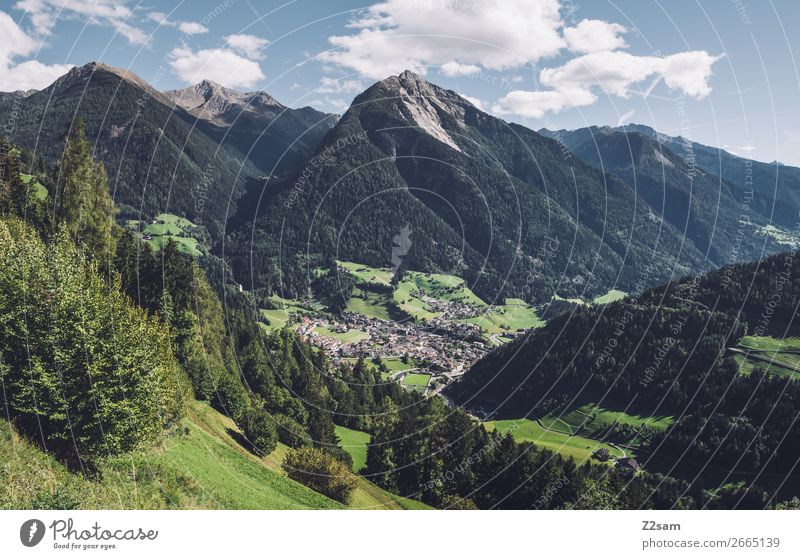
484 418 626 463
126 213 201 257
539 404 672 436
0 401 431 510
593 289 627 304
731 336 800 380
461 302 544 334
335 425 371 473
347 288 393 320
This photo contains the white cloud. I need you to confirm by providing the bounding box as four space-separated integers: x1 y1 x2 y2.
441 61 480 77
168 45 265 89
178 21 209 35
0 10 71 91
147 12 207 36
0 58 72 90
318 76 364 94
225 34 269 60
541 50 721 98
147 11 168 25
318 0 722 120
617 109 635 126
493 88 596 118
318 0 564 79
14 0 147 45
310 96 349 112
563 19 627 54
495 50 722 118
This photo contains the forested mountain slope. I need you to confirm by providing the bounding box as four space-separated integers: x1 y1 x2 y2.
227 71 710 303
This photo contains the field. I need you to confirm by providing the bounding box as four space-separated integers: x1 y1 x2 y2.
538 403 672 444
126 213 202 256
485 403 672 463
259 296 322 331
337 261 393 286
376 357 417 372
553 294 585 305
20 173 48 200
401 372 431 393
392 270 485 322
484 418 626 463
461 299 544 334
336 261 546 338
335 425 371 473
0 400 431 510
347 288 393 321
315 326 369 344
593 289 627 305
730 336 800 380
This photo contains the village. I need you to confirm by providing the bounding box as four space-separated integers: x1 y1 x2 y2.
294 309 495 395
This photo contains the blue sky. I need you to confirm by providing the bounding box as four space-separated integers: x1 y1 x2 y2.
1 0 799 165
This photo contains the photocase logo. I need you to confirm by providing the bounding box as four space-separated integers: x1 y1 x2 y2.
391 224 413 275
20 519 45 547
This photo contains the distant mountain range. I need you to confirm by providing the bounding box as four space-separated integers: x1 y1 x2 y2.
0 62 335 237
538 125 788 268
1 63 797 303
164 79 336 174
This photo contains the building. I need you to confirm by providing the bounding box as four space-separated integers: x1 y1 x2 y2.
616 457 639 471
592 448 611 462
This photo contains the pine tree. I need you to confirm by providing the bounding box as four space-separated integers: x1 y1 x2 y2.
56 119 117 264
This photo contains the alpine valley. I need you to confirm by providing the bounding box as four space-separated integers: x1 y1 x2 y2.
2 62 800 511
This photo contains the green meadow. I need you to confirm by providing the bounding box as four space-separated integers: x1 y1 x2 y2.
335 425 371 473
484 418 626 463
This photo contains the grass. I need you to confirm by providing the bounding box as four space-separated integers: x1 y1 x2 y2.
337 261 393 286
0 400 431 510
738 335 800 352
347 288 393 321
401 373 430 393
259 296 317 331
593 289 627 305
20 173 48 200
315 326 369 344
392 271 486 322
553 294 585 305
376 357 416 372
126 213 202 257
160 407 339 509
335 425 371 473
484 418 626 463
538 403 672 444
461 302 544 334
731 336 800 380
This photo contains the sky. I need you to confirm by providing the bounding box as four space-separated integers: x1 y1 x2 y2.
1 0 799 165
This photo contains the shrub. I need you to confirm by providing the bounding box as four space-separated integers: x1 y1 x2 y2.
283 447 358 504
273 414 309 448
242 407 277 456
0 219 189 459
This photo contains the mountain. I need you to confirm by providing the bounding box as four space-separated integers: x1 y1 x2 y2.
0 62 333 239
542 124 800 230
228 70 711 302
538 125 789 266
447 249 800 494
164 80 337 173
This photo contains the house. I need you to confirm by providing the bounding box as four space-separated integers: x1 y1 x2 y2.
592 448 611 462
616 457 639 470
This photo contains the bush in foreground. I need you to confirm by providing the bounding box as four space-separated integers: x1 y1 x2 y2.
242 407 278 456
0 219 188 459
282 447 357 504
